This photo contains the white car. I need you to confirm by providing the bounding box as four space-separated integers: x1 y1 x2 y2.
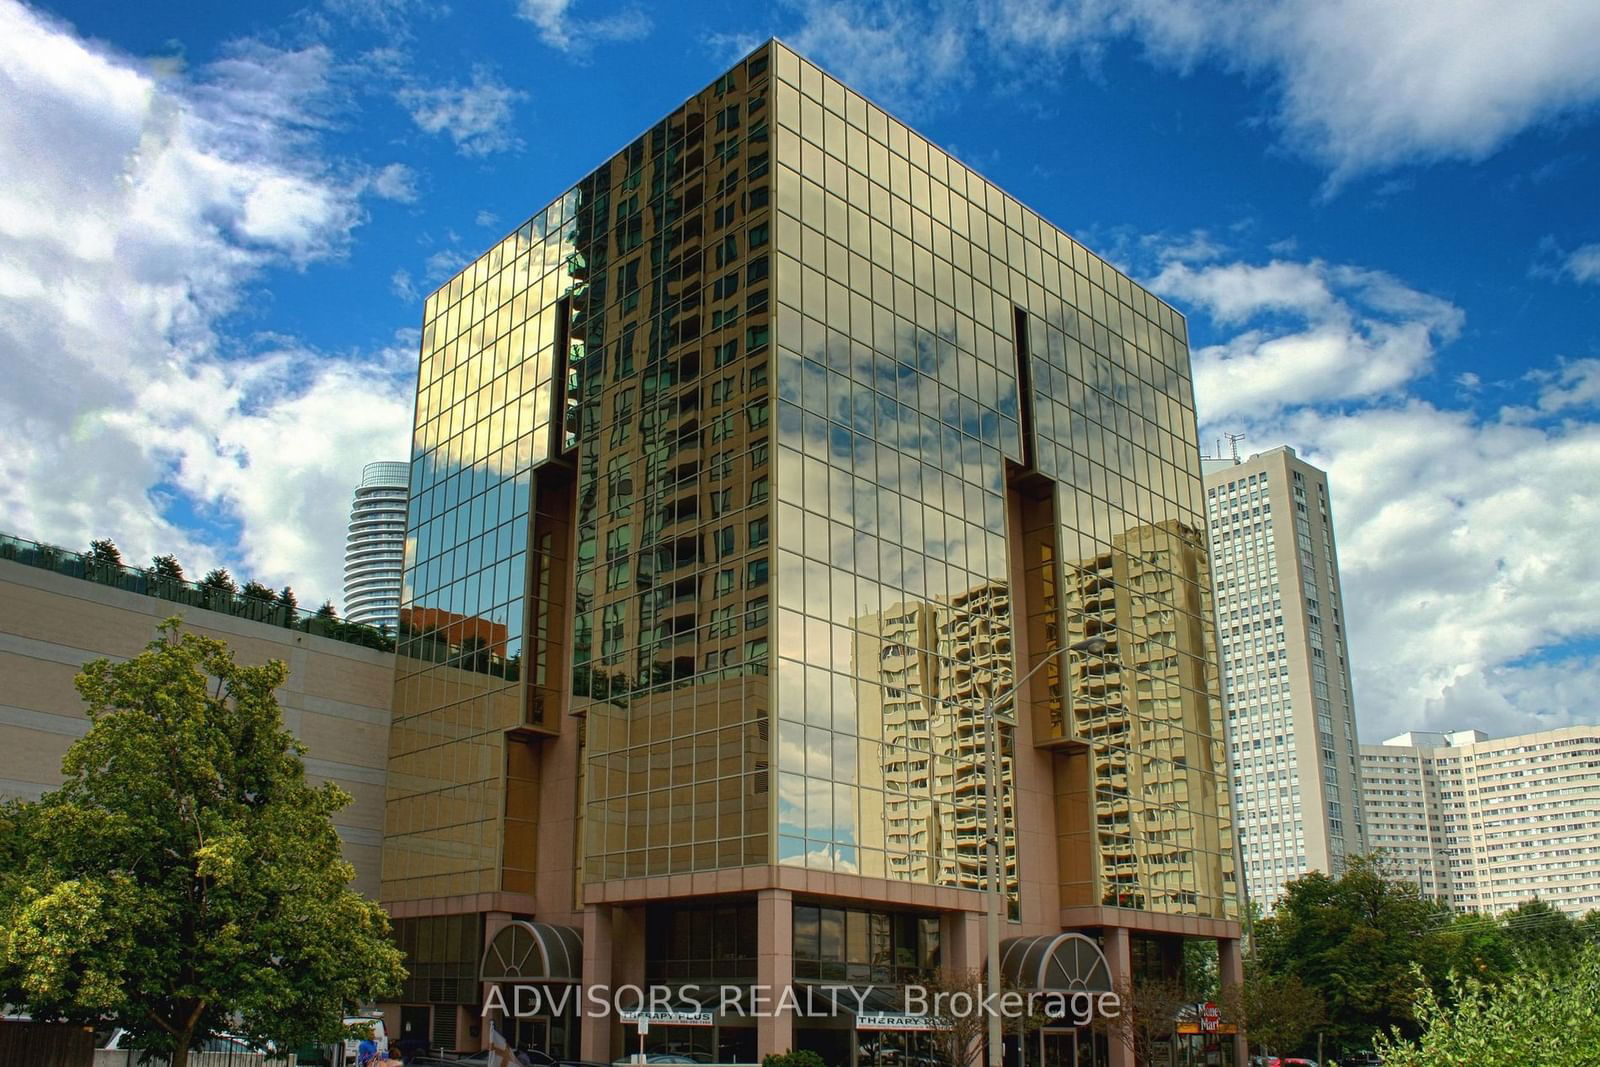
99 1028 262 1052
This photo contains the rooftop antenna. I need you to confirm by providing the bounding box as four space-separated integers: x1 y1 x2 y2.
1225 432 1245 463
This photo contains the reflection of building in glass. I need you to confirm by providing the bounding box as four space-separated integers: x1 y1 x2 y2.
378 41 1243 1067
1052 521 1235 915
1203 447 1365 910
345 460 409 629
848 583 1017 895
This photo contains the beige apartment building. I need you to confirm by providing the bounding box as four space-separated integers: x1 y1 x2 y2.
1361 727 1600 915
381 38 1244 1067
1202 447 1366 910
0 539 394 897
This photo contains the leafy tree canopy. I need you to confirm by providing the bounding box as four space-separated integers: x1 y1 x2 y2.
89 539 122 565
0 620 405 1067
239 580 276 602
1374 944 1600 1066
149 554 185 581
199 568 237 594
1255 855 1451 1053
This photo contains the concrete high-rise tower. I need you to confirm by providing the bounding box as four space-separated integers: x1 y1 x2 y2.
1362 726 1600 914
343 460 408 630
1203 446 1365 909
380 41 1244 1066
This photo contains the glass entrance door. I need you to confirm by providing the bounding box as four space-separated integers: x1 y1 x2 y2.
1041 1029 1076 1067
513 1017 548 1053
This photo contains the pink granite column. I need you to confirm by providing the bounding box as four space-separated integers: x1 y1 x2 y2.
757 888 794 1056
1219 936 1247 1067
581 905 615 1063
1103 927 1133 1067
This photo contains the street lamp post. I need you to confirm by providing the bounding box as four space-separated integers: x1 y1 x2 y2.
976 634 1110 1067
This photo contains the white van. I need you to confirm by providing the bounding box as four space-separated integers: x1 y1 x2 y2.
337 1015 389 1065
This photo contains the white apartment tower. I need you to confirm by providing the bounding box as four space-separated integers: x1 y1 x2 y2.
1362 727 1600 915
342 460 409 630
1204 446 1366 909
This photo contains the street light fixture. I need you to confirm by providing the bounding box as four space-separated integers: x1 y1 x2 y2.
974 633 1113 1067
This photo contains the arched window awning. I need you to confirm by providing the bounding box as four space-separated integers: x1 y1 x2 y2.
481 921 583 983
998 933 1113 993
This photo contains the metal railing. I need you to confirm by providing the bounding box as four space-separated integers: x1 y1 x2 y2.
0 532 396 654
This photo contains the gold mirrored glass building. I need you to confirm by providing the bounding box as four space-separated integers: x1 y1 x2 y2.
380 40 1243 1067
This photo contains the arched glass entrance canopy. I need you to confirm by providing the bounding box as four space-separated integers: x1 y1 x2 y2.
998 933 1113 993
480 921 584 983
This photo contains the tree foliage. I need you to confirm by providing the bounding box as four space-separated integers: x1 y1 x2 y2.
1254 855 1448 1054
240 580 277 602
1102 974 1192 1066
199 567 237 594
149 554 186 581
0 620 405 1067
1373 944 1600 1066
1224 966 1324 1058
762 1051 825 1067
89 539 123 566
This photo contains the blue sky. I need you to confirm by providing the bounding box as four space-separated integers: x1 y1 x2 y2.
2 0 1598 741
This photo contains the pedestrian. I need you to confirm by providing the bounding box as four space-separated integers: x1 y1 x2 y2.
357 1034 378 1066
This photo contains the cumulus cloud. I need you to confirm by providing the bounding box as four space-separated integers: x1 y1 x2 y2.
1154 258 1463 423
1563 243 1600 284
370 161 419 201
0 0 412 604
1146 243 1600 741
516 0 652 54
775 0 1600 177
397 67 526 156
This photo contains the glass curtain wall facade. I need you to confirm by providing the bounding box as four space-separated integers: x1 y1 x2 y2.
381 38 1241 1064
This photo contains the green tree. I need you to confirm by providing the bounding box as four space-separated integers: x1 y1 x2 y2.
278 586 299 614
1429 912 1516 986
1255 855 1448 1055
1499 898 1584 969
1227 968 1324 1059
762 1052 825 1067
149 554 185 581
316 600 338 619
0 620 404 1067
88 539 123 566
1183 937 1219 1001
1373 945 1600 1066
240 580 276 602
200 568 237 594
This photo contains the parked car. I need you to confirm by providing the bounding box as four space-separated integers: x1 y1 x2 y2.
610 1055 702 1066
99 1028 270 1053
410 1053 561 1067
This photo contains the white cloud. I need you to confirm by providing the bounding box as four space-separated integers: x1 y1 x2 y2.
1124 0 1600 179
0 0 413 605
778 0 1600 177
1154 258 1463 423
1507 358 1600 420
784 0 968 114
474 209 499 228
370 161 418 201
1564 242 1600 284
1277 403 1600 741
516 0 651 53
1148 244 1600 741
391 268 419 302
397 68 525 156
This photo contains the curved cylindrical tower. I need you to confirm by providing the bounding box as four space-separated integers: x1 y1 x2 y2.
342 460 409 630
